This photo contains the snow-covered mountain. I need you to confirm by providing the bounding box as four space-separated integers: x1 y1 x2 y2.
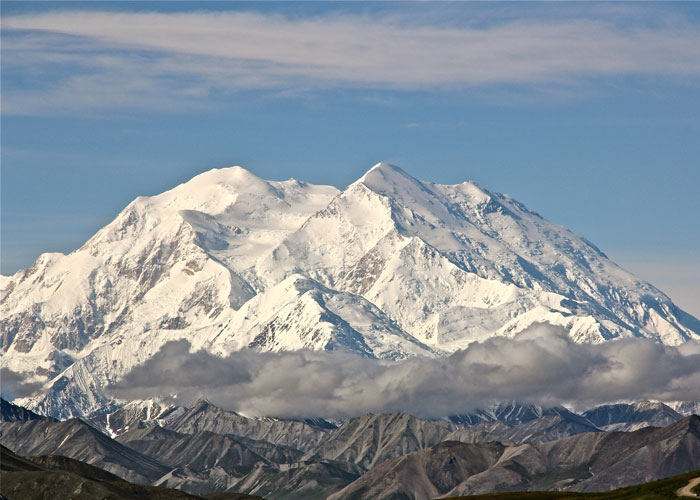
2 163 699 418
582 400 684 431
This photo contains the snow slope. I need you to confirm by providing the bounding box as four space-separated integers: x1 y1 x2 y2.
2 163 698 418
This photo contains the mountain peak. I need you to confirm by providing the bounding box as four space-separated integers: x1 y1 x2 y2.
192 165 261 182
364 161 405 175
191 399 215 411
4 160 700 420
356 162 420 191
177 165 270 194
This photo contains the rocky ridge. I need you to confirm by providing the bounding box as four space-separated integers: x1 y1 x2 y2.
2 398 699 500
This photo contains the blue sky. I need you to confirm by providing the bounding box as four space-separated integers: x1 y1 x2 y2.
2 1 699 316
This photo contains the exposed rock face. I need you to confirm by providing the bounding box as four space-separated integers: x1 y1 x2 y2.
497 411 601 444
0 397 55 422
330 415 700 500
229 460 362 500
301 413 454 469
161 400 331 452
117 426 301 476
86 399 185 437
326 441 506 500
2 163 698 419
0 418 170 484
450 401 573 426
0 444 263 500
2 398 699 500
671 400 700 416
583 400 684 431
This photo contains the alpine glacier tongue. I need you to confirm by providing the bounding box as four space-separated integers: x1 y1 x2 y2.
1 163 698 418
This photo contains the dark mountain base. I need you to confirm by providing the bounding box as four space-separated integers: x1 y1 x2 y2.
3 398 699 500
0 445 263 500
445 469 700 500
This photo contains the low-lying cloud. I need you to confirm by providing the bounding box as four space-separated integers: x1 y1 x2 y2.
0 368 44 400
110 324 700 418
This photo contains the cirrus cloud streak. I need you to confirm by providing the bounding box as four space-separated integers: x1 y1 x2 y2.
3 9 700 114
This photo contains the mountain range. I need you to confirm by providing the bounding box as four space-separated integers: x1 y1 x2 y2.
1 398 699 500
0 443 263 500
1 163 699 419
328 415 700 499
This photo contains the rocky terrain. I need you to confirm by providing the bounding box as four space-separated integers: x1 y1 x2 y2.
0 396 56 422
582 400 684 432
329 415 700 499
0 444 262 500
0 417 171 484
1 398 699 499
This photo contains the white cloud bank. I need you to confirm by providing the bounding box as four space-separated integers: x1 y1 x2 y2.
3 8 700 113
109 325 700 419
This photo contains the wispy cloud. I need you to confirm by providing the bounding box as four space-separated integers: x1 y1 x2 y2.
109 325 700 419
2 8 700 114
